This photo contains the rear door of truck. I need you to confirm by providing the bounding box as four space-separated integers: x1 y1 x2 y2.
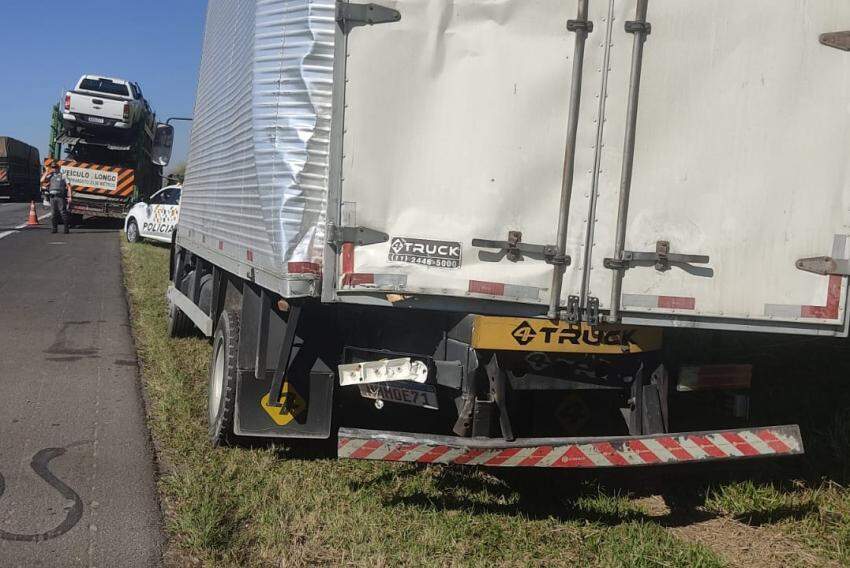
585 1 850 335
335 0 601 312
334 0 850 335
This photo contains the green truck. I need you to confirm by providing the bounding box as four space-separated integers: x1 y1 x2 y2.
0 137 41 202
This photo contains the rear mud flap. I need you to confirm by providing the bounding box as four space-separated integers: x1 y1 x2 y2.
234 369 333 439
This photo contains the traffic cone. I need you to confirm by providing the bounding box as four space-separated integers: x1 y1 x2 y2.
26 201 40 227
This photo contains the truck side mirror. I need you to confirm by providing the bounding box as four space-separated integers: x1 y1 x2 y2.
152 124 175 166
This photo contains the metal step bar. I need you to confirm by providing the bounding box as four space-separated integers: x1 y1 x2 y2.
338 424 803 468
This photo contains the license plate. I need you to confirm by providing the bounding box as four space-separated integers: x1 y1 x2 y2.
88 116 105 124
358 381 439 410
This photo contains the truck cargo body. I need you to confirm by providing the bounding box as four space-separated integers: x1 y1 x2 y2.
180 0 850 338
0 137 41 201
169 0 850 466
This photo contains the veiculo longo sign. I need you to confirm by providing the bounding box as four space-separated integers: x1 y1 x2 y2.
61 165 119 191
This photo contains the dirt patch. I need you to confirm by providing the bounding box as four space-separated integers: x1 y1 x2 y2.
634 495 837 568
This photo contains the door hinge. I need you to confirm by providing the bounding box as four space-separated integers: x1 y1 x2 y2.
586 297 600 326
796 256 850 276
604 241 709 272
820 31 850 52
472 231 569 267
328 224 389 249
337 2 401 33
566 295 581 323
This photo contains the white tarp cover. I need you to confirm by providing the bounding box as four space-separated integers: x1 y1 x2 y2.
180 0 335 277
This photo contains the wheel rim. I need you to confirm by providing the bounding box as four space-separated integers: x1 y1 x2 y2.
209 338 225 425
127 222 138 242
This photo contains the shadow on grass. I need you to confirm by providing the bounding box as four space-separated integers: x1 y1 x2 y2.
345 451 825 529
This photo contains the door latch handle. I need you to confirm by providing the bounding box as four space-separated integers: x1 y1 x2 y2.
604 241 710 272
472 231 568 266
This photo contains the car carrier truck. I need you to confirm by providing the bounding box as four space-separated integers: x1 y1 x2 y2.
165 0 850 469
42 95 165 220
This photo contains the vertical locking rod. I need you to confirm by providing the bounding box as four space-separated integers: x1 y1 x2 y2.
548 0 593 320
609 0 650 322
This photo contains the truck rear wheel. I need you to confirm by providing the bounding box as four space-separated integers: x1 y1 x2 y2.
208 309 240 447
166 296 194 338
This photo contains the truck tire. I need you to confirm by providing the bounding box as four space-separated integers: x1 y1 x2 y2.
167 297 194 338
208 309 240 447
126 219 141 243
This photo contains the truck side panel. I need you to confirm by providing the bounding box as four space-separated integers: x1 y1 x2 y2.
178 0 335 287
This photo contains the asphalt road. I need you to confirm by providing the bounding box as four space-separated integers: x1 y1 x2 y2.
0 204 162 566
0 202 35 235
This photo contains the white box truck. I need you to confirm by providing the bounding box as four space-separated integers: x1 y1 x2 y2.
165 0 850 468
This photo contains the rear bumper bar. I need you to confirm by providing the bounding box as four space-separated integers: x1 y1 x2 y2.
338 425 804 468
68 198 128 219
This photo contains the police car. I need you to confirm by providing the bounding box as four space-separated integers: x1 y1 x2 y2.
125 185 181 244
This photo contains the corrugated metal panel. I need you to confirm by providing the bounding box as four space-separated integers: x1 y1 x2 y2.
180 0 335 285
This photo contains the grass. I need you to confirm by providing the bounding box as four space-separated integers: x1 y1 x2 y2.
703 480 850 563
121 238 850 567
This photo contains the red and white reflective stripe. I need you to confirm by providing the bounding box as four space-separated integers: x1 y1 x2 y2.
622 293 696 311
677 364 753 392
288 262 321 275
468 280 542 302
341 243 355 275
765 235 847 321
341 273 408 288
338 426 803 468
766 275 843 320
0 169 7 183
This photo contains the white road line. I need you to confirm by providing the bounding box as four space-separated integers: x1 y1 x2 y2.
0 212 53 241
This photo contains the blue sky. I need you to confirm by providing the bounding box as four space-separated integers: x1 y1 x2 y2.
0 0 207 172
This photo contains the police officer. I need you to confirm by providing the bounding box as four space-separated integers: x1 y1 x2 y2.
44 165 70 234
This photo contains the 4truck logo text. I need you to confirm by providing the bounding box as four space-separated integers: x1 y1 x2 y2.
511 320 637 347
388 237 462 269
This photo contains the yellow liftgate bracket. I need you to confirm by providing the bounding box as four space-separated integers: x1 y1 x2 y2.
471 316 662 354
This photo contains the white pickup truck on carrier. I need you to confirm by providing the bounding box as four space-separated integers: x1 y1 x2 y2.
166 0 850 469
63 75 152 138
